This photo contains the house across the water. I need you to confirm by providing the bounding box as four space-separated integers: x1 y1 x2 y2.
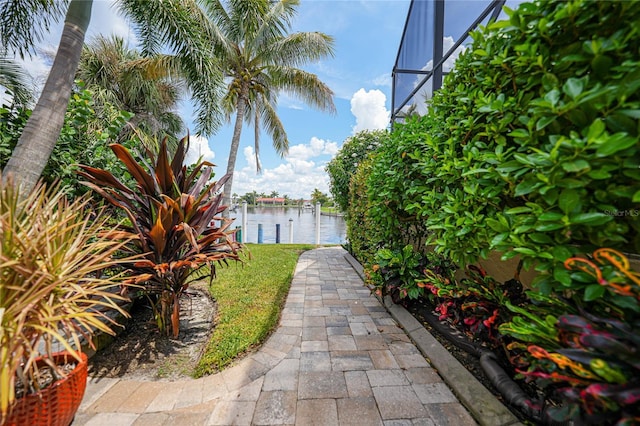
256 197 286 206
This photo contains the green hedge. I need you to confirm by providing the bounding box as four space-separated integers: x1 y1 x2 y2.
326 130 387 214
379 0 640 293
346 156 378 266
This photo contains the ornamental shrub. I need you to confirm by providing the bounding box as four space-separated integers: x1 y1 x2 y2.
346 156 378 266
326 130 387 213
367 115 434 253
403 0 640 293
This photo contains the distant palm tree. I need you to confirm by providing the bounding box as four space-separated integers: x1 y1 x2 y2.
311 188 329 206
203 0 336 212
0 0 223 193
77 34 184 151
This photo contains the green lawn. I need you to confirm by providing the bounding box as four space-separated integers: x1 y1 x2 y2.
320 206 342 214
194 243 313 376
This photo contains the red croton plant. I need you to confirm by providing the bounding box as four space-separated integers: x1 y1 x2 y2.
79 135 242 338
417 248 638 424
500 249 640 425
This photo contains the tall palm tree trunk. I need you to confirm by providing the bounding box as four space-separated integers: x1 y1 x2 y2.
223 94 247 216
2 0 92 193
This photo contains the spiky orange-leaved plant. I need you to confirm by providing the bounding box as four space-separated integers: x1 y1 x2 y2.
79 135 242 338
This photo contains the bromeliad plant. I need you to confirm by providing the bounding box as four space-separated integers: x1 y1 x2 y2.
0 180 134 423
79 135 242 338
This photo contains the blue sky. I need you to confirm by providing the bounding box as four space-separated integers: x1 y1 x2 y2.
19 0 413 199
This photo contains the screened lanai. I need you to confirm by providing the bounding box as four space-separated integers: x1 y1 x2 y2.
392 0 522 123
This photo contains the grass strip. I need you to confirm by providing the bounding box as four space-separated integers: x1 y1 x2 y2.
194 243 313 376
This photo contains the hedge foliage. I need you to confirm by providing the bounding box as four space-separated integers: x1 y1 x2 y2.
325 130 387 213
346 156 377 266
333 0 640 294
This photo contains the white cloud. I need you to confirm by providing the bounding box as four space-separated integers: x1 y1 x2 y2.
288 137 338 160
230 137 338 199
185 135 215 165
278 93 305 110
371 73 392 88
350 88 390 134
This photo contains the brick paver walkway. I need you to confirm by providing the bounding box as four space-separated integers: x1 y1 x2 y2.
73 246 477 425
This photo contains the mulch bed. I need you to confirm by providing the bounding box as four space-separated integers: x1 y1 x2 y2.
403 297 542 424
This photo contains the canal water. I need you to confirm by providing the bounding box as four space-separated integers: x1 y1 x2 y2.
230 207 347 244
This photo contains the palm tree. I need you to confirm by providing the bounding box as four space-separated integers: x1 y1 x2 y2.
203 0 336 212
0 0 224 193
76 34 184 150
1 0 92 193
311 188 329 206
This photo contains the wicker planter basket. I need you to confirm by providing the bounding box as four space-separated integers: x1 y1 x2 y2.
5 352 88 426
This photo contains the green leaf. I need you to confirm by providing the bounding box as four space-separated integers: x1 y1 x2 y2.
590 55 612 78
509 129 529 139
559 189 580 214
545 89 560 107
538 212 564 221
491 233 509 247
541 73 559 90
561 159 589 173
570 212 611 226
535 222 564 232
513 247 537 255
536 116 556 131
505 206 532 214
562 77 584 99
553 268 572 287
552 245 572 261
515 178 542 196
529 233 553 244
584 284 605 301
486 219 507 233
633 190 640 203
587 119 606 141
595 133 637 157
587 169 612 180
618 109 640 119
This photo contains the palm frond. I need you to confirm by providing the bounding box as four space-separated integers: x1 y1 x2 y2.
252 0 298 48
117 0 225 136
0 0 67 58
0 56 34 107
269 66 336 113
266 31 335 67
257 100 287 157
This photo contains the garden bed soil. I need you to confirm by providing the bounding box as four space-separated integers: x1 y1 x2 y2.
87 284 215 381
